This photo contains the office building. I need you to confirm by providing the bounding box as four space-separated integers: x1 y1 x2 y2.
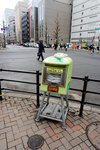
71 0 100 45
38 0 72 44
8 16 16 44
28 2 38 42
15 1 28 44
22 11 30 43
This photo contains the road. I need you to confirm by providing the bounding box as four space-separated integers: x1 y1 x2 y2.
0 45 100 105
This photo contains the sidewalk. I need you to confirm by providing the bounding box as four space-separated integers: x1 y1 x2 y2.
0 93 100 150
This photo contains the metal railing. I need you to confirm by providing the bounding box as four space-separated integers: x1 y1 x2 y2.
0 69 41 107
0 69 100 116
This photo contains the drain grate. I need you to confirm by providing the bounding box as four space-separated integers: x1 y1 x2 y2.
27 135 44 150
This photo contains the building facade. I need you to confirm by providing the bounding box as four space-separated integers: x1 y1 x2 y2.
28 4 38 42
71 0 100 45
4 8 15 26
38 0 72 44
4 8 15 44
22 11 30 43
15 1 28 44
8 16 16 44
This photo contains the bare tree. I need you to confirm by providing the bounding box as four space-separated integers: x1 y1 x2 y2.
44 16 48 44
53 13 61 41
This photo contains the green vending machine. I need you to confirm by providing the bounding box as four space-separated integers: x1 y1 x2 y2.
36 53 73 128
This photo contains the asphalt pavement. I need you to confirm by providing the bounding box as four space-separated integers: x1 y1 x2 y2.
0 45 100 105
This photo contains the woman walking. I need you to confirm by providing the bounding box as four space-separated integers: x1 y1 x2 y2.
37 40 45 61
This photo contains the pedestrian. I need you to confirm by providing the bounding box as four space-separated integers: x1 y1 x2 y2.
37 40 45 61
97 46 99 53
60 43 63 50
64 44 67 51
89 44 94 54
54 43 58 50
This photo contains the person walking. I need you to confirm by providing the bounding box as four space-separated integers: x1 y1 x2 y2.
89 44 94 54
37 40 45 61
97 46 99 53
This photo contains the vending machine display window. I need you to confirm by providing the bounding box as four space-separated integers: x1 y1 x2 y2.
43 64 67 87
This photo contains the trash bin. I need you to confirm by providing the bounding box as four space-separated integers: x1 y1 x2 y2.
36 53 73 128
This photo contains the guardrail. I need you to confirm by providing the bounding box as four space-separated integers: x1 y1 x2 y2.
0 69 100 117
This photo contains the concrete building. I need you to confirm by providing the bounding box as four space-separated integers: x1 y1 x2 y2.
22 11 30 43
8 16 16 44
4 8 15 26
4 8 15 44
71 0 100 46
28 2 38 42
38 0 72 44
15 1 28 44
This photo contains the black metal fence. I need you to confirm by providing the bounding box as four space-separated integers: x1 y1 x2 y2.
0 69 100 117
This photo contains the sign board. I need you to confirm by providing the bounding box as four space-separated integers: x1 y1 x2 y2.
96 22 100 29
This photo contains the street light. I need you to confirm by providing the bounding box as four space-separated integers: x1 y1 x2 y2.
69 2 73 43
3 20 6 48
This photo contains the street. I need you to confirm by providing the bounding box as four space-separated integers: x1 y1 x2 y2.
0 45 100 105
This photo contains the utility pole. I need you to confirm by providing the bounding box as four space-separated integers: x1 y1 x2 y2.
69 2 73 43
3 20 6 48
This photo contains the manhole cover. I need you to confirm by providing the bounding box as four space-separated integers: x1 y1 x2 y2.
86 121 100 150
27 135 44 150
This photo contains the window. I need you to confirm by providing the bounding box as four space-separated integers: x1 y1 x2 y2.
80 33 82 36
82 12 84 15
81 19 83 22
80 26 82 29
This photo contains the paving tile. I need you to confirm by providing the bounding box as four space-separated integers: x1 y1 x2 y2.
0 139 7 150
46 137 53 144
0 133 6 140
46 127 55 136
70 145 82 150
66 119 74 128
72 125 82 131
71 130 82 138
16 144 24 150
49 140 62 150
60 137 72 149
62 130 73 141
6 131 14 142
70 137 82 147
22 136 28 148
58 145 66 150
8 147 16 150
51 133 63 141
8 138 22 149
80 142 90 150
41 141 50 150
0 95 100 150
79 134 87 141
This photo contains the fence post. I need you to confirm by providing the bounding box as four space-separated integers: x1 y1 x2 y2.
79 76 88 117
36 70 40 107
0 81 2 101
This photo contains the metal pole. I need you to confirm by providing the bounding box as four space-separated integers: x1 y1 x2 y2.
79 76 88 117
36 70 40 107
3 20 6 48
0 81 2 101
69 2 73 43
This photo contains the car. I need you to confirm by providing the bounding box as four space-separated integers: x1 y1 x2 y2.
33 42 39 48
66 43 73 48
23 42 30 47
44 44 51 48
28 42 34 47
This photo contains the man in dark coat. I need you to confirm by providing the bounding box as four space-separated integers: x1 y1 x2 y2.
37 40 45 61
